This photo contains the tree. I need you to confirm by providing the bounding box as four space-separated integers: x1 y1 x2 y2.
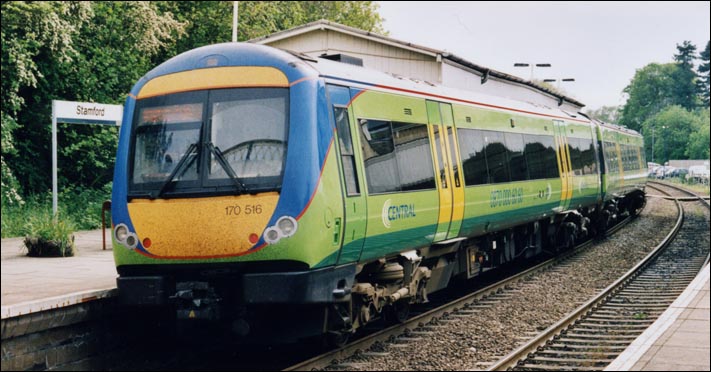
685 108 710 159
671 40 698 110
1 1 92 204
3 2 185 194
585 105 620 124
698 41 710 107
153 1 385 62
2 1 386 199
619 63 677 131
641 105 704 163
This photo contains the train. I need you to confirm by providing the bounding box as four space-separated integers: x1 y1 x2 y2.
111 42 647 344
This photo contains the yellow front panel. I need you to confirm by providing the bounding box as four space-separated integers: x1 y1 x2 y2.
137 67 289 99
128 193 279 258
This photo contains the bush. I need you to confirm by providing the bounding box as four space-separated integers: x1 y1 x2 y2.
23 212 75 257
1 183 112 238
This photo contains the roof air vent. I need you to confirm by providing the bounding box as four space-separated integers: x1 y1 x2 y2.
320 53 363 66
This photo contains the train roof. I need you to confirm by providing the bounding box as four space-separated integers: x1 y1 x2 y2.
136 42 642 138
591 118 643 138
296 50 590 124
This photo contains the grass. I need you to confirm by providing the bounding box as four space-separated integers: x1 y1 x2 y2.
22 212 76 257
1 183 112 239
657 177 710 196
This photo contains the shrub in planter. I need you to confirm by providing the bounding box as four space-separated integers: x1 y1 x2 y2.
23 213 75 257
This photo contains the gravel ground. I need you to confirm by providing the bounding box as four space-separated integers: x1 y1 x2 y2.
326 196 680 371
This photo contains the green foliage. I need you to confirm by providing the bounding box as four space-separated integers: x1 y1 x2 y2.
1 1 91 205
620 41 710 165
153 1 385 61
641 106 707 163
1 184 111 238
619 63 678 131
685 108 710 160
22 212 76 257
585 105 620 124
4 2 186 195
699 41 710 107
671 40 699 110
2 1 385 203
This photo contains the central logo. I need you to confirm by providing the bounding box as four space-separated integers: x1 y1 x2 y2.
382 199 417 228
382 199 392 228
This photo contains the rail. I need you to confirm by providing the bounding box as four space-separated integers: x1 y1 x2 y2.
284 211 637 371
488 181 707 371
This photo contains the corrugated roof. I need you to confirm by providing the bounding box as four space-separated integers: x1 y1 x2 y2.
249 19 585 108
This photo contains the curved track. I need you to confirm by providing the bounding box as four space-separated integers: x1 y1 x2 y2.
489 181 710 371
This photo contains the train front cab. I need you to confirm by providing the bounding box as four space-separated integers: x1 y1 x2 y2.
112 44 356 342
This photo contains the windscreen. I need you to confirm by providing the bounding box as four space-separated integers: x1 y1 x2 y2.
130 88 289 197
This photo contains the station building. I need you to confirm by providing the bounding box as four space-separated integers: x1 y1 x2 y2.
249 20 585 113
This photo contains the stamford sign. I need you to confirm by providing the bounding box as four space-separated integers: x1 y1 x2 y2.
51 99 123 217
53 100 123 125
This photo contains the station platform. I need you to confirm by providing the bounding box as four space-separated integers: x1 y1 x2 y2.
606 263 710 371
1 229 117 319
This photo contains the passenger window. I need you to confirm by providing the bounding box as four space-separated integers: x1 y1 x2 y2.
505 132 529 181
392 122 436 191
334 107 360 195
360 119 399 193
484 131 511 183
568 138 583 176
579 138 596 175
458 128 488 186
359 119 436 194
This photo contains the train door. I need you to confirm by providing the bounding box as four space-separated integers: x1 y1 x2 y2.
326 85 367 264
426 101 465 242
553 120 573 211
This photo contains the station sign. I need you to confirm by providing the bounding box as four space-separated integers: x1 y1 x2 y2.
51 100 123 217
53 100 123 126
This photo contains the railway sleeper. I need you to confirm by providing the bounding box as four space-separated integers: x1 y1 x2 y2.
587 312 663 320
536 350 619 358
518 363 601 371
526 356 610 365
555 337 635 345
578 318 656 324
616 290 685 296
575 320 654 332
548 343 628 351
562 332 639 340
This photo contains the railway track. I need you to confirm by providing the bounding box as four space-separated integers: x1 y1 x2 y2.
489 181 710 371
284 204 640 371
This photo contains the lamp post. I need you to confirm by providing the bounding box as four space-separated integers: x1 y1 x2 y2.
661 125 668 165
652 126 655 163
542 78 575 91
514 63 551 80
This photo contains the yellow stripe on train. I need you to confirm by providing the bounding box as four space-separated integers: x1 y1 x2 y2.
137 67 289 99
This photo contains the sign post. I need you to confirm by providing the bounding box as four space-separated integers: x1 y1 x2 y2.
51 100 123 217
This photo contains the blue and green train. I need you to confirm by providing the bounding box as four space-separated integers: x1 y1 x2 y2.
112 43 647 342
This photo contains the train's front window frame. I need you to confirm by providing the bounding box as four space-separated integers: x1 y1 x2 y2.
128 88 289 198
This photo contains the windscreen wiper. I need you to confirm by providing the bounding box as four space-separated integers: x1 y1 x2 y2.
152 142 198 199
206 141 247 193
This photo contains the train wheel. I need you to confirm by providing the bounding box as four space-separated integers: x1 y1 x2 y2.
384 300 411 324
323 330 350 349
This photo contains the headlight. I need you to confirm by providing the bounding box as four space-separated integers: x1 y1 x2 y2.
264 227 281 244
125 233 138 249
276 216 298 237
114 224 129 242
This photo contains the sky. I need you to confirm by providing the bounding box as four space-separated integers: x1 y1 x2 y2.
377 1 710 110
